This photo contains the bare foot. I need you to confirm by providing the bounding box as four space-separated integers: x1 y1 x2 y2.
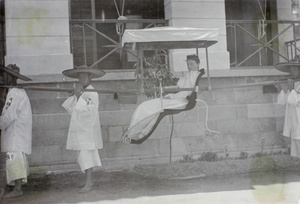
3 189 23 199
0 188 4 202
79 184 93 193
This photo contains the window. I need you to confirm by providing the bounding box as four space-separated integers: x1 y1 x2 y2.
70 0 164 70
225 0 279 67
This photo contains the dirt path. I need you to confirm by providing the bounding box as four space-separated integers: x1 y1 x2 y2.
1 154 300 203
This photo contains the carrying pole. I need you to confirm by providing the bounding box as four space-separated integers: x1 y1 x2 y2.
159 79 164 111
205 41 212 91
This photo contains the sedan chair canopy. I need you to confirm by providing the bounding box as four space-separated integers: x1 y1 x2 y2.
121 26 219 144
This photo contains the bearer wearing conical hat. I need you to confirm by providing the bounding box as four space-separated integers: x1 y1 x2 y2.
62 67 105 193
275 57 300 158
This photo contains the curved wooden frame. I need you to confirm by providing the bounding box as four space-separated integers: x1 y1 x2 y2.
129 69 205 144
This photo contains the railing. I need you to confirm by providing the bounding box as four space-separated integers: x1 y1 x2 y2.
69 19 168 70
285 38 300 60
69 19 299 70
226 20 300 68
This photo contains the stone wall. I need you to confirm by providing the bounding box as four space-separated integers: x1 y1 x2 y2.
22 71 288 174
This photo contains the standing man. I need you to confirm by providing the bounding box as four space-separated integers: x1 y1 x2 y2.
275 58 300 158
62 67 105 193
0 64 32 198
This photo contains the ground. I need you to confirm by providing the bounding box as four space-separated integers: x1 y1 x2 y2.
131 154 300 179
8 154 300 191
1 154 300 203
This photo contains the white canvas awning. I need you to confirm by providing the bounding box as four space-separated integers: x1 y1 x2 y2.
122 27 219 50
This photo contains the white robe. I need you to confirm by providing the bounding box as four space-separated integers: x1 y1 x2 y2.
283 82 300 139
282 82 300 157
125 71 200 140
62 85 103 150
0 88 32 155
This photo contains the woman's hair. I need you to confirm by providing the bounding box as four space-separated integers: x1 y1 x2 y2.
186 54 200 64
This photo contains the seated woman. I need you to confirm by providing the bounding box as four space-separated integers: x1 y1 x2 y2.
123 54 203 142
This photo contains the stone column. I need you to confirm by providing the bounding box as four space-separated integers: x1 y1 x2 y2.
164 0 230 71
4 0 73 76
277 0 297 61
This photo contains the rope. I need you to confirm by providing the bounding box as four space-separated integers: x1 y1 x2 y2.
169 115 174 163
159 78 164 111
121 0 126 16
114 0 127 36
257 0 266 20
256 0 267 66
257 0 267 40
258 19 266 39
196 98 222 140
116 16 127 36
258 19 266 65
113 0 120 17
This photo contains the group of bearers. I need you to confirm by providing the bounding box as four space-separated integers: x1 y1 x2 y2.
0 54 300 199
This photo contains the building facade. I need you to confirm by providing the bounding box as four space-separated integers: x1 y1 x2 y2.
0 0 295 174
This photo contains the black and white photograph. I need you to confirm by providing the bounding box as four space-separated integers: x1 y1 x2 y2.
0 0 300 203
